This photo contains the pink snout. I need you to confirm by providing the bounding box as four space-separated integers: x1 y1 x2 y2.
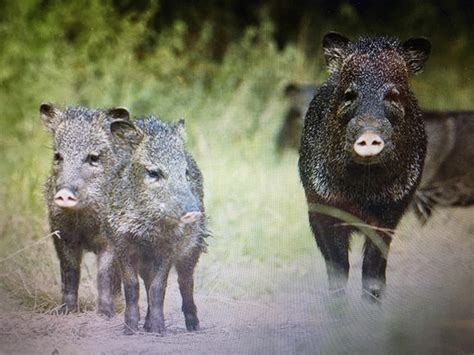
180 211 202 224
353 131 385 157
54 188 78 208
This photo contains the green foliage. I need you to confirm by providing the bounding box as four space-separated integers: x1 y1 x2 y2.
0 0 472 309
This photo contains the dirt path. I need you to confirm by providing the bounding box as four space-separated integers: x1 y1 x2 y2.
1 208 473 354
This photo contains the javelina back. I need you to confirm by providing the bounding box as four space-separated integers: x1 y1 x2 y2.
40 104 126 316
299 33 431 300
413 110 474 222
106 115 208 334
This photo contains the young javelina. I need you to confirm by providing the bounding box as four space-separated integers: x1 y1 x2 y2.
40 104 127 316
106 115 208 334
299 33 431 300
413 110 474 222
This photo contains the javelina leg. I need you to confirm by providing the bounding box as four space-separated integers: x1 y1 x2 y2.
110 258 122 304
97 246 116 318
121 255 140 335
54 238 82 314
176 253 200 331
309 214 352 295
139 264 154 331
362 234 392 301
144 259 172 333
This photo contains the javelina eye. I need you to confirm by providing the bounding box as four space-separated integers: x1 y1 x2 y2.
53 152 62 162
147 169 165 181
86 153 100 166
385 88 404 114
343 89 357 103
185 168 190 180
385 88 400 103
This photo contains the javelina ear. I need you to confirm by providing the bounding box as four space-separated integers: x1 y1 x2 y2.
110 119 143 149
284 83 299 97
106 107 130 120
40 103 62 132
401 37 431 75
174 118 186 140
322 32 351 73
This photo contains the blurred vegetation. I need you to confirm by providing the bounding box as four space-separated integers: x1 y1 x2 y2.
0 0 472 310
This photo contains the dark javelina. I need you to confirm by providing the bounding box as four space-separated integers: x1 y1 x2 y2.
40 104 126 316
299 33 431 300
106 115 208 334
278 86 474 222
413 110 474 222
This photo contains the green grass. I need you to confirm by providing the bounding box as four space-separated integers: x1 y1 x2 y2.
0 1 472 310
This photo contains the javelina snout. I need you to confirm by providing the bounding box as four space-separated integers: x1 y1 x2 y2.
346 116 392 163
181 202 202 224
353 131 385 157
181 211 202 224
54 185 79 208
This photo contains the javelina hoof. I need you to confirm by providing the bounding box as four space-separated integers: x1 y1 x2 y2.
97 303 116 319
184 313 200 331
362 289 383 304
124 311 140 335
123 324 138 335
57 302 78 315
143 319 166 333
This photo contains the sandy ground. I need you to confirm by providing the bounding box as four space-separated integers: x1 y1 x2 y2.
0 208 473 354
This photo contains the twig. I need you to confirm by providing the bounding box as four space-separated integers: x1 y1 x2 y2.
336 222 395 236
308 203 389 258
0 231 60 264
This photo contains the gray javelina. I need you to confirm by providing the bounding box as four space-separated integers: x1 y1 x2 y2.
106 115 208 334
299 33 431 300
40 104 127 316
413 110 474 222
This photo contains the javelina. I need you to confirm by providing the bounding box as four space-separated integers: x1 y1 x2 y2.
40 104 126 316
276 84 318 152
413 110 474 222
106 115 208 334
278 86 474 222
299 33 431 300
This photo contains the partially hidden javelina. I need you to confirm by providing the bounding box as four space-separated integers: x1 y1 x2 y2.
275 84 318 153
105 114 208 334
299 33 431 300
278 86 474 222
413 110 474 222
40 104 127 317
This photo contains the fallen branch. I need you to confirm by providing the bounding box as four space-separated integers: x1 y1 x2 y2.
307 203 389 258
0 231 60 264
